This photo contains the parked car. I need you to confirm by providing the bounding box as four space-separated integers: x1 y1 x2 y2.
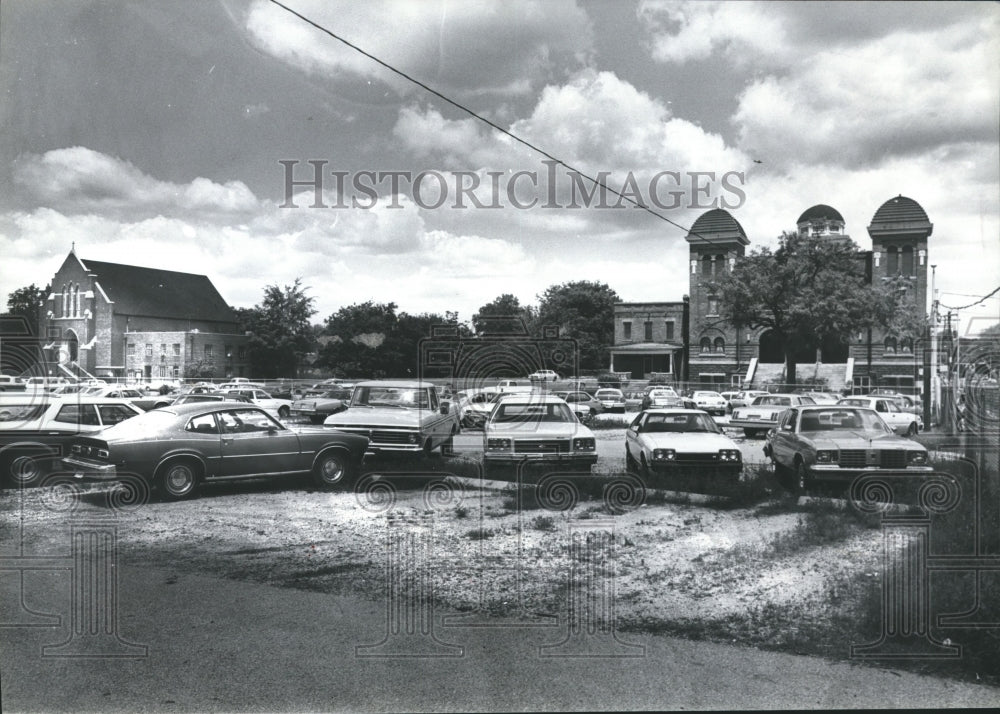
223 388 293 419
837 396 922 435
641 388 684 411
290 386 354 424
865 391 923 415
84 386 174 411
323 380 459 455
729 393 816 437
595 387 627 414
727 390 770 410
62 403 369 500
801 391 841 405
497 380 534 394
218 380 266 391
0 375 25 392
171 392 254 407
690 390 729 416
483 393 597 472
553 390 603 422
528 370 560 382
625 409 742 479
764 405 932 493
455 387 503 430
0 394 143 487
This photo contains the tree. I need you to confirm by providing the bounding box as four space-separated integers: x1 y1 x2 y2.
237 279 317 378
318 302 469 377
536 281 619 372
710 231 903 385
4 284 46 338
473 294 536 335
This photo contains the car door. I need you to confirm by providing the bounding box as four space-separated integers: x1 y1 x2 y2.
769 409 797 467
216 407 302 476
876 399 906 432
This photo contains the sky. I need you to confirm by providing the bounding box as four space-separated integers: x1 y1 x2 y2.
1 0 998 334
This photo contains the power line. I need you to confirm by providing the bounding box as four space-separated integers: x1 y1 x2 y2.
940 286 1000 311
265 0 727 247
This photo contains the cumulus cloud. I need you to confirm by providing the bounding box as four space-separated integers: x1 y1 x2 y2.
733 18 1000 167
13 147 260 219
242 0 593 100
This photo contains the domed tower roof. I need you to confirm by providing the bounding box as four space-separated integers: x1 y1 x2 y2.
867 195 933 238
796 204 844 224
685 208 749 247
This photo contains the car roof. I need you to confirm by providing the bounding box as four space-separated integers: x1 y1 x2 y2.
642 408 709 415
159 401 270 416
355 380 435 388
495 394 567 404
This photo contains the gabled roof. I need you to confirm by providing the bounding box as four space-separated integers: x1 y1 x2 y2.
78 258 236 323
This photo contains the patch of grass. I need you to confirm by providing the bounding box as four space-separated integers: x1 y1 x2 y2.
464 527 496 540
530 514 557 531
453 505 470 519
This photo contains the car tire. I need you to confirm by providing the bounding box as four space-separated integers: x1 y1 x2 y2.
156 458 201 501
278 406 290 419
639 453 653 479
793 458 809 495
906 422 918 436
312 450 352 489
625 447 638 473
744 428 759 438
309 415 325 425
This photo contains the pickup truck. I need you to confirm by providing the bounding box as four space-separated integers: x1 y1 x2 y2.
323 380 460 455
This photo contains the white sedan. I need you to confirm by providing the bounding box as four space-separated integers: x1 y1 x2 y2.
837 396 922 435
224 388 293 419
625 409 742 478
691 390 728 416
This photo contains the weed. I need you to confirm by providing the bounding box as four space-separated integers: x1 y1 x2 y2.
453 505 469 519
530 515 557 531
464 527 496 540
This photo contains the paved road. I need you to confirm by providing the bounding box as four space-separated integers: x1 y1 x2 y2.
2 565 996 712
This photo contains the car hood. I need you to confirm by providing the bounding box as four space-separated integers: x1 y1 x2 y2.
324 408 425 428
799 430 920 450
292 398 344 408
486 422 592 438
640 432 736 451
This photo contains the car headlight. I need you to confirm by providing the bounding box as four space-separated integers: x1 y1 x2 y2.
71 445 81 454
572 437 596 451
908 451 928 465
652 448 676 461
408 433 420 444
718 449 741 462
487 438 511 451
815 450 837 463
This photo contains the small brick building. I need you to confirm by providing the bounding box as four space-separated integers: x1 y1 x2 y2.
37 251 249 381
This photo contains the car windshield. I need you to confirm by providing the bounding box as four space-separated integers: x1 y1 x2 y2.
694 391 721 398
798 408 890 433
649 390 674 399
642 412 720 433
754 396 791 406
491 402 575 424
596 390 623 398
321 389 352 399
352 386 430 408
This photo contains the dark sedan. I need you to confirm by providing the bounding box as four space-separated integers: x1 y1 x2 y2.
61 402 369 500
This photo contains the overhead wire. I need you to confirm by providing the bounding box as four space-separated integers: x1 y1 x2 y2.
940 286 1000 311
265 0 728 247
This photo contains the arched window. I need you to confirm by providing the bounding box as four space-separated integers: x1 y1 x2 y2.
887 246 898 274
73 284 80 317
715 254 726 273
713 337 725 354
901 246 914 276
61 284 67 317
884 337 897 354
702 254 712 276
700 337 711 353
900 337 913 354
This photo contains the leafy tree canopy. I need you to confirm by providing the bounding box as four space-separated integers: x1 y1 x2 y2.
537 280 619 372
236 279 317 378
4 284 46 338
473 294 536 335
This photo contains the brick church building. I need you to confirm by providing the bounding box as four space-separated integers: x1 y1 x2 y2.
612 195 932 392
36 250 249 381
